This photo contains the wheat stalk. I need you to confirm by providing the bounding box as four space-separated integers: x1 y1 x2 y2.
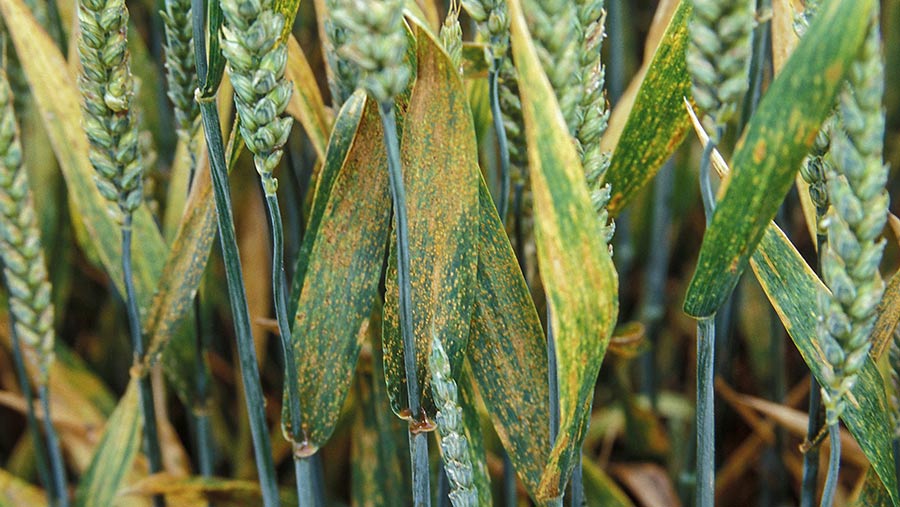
77 0 165 500
329 3 430 504
686 3 754 507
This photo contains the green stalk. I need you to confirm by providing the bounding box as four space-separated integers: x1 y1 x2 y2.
123 219 165 507
266 192 314 506
820 423 840 507
196 97 280 507
8 323 53 501
696 138 719 507
379 102 430 507
801 382 824 507
192 1 279 504
489 64 510 220
39 385 67 507
696 316 716 507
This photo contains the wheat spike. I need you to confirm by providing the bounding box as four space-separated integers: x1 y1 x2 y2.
0 65 55 385
818 16 888 426
330 0 410 105
686 0 754 141
430 334 478 507
161 0 200 145
77 0 143 220
220 0 294 196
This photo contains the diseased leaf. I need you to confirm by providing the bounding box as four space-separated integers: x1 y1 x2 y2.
751 225 899 505
683 0 875 318
291 92 392 448
74 381 142 507
690 99 900 505
508 0 619 500
466 181 549 500
603 0 693 216
382 25 480 418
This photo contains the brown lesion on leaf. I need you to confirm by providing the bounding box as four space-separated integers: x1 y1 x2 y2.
752 139 767 164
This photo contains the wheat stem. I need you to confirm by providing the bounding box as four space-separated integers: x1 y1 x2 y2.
191 0 280 503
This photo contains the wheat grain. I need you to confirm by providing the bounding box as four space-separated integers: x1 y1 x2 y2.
161 0 200 145
77 0 143 219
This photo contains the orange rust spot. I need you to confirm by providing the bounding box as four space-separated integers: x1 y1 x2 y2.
825 62 843 84
752 139 767 164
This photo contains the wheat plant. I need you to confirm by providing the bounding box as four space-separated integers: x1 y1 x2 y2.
0 0 898 507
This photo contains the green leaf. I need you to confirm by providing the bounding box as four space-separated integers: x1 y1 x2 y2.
0 0 167 328
382 25 480 418
507 0 619 500
466 181 549 500
291 92 392 448
749 224 899 505
0 468 46 507
683 0 875 318
74 381 142 507
604 0 693 216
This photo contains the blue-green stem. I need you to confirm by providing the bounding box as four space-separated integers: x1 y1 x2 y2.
893 437 900 503
262 190 314 506
195 96 280 507
820 422 840 507
40 385 68 507
696 136 719 507
489 62 510 220
378 101 430 507
7 321 53 502
801 223 828 507
192 0 278 502
184 139 215 483
639 158 674 406
123 218 165 507
696 316 715 507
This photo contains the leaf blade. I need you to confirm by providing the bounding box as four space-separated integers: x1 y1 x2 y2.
507 0 619 499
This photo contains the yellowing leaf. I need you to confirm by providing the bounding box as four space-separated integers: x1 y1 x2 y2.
603 0 693 216
291 92 392 447
508 0 619 500
382 24 480 417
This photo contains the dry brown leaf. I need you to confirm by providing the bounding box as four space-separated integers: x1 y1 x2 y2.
610 462 681 507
